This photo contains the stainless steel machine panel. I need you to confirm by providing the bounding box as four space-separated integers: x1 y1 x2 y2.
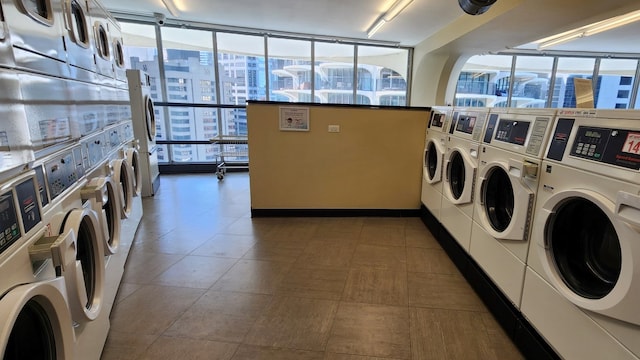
87 0 113 84
68 79 103 137
0 5 16 68
0 69 34 180
1 0 70 77
44 147 84 200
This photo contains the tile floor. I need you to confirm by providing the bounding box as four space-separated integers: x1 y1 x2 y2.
101 173 524 360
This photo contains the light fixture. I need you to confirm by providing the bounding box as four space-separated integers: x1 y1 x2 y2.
536 9 640 50
161 0 180 17
366 0 414 38
383 0 414 21
367 18 387 38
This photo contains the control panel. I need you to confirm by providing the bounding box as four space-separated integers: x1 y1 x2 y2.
85 132 106 167
45 150 81 200
429 112 448 131
34 165 49 207
570 126 640 170
15 177 41 234
0 190 20 255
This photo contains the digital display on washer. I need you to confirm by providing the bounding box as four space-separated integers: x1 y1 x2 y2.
455 115 477 135
483 114 499 144
16 178 41 234
494 119 530 146
430 112 446 129
0 191 20 255
570 126 640 170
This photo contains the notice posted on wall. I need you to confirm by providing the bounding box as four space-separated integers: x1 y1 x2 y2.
279 106 310 131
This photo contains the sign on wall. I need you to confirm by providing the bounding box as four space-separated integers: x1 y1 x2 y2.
279 106 310 131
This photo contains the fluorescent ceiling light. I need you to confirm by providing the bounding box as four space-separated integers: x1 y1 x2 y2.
161 0 180 17
536 9 640 50
383 0 414 21
366 0 414 38
367 18 386 38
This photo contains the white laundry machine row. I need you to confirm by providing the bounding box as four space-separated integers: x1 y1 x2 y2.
522 109 640 359
440 107 488 252
0 170 76 359
127 69 160 197
469 108 557 308
421 106 453 222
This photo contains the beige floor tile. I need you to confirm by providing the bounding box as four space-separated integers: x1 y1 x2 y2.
222 217 279 237
211 259 292 294
109 285 205 335
406 247 458 275
231 345 325 360
293 241 356 269
324 353 404 360
410 307 507 360
408 272 487 312
358 223 405 247
244 296 339 351
113 283 142 304
481 312 525 359
100 331 158 360
350 244 407 271
190 233 257 258
137 336 238 360
405 226 441 249
163 291 272 343
242 242 304 263
151 255 238 289
341 268 408 306
326 302 410 359
121 252 184 284
277 268 349 300
315 218 364 237
264 221 319 241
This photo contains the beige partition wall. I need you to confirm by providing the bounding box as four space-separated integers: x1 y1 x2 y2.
247 102 429 212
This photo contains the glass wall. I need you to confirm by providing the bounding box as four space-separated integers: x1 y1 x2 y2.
119 19 411 165
456 54 640 109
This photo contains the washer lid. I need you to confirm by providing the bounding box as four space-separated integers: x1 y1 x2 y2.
0 279 75 359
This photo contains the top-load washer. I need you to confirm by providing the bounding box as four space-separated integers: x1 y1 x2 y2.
522 109 640 359
421 106 452 222
1 0 70 78
440 107 488 252
127 69 159 197
0 171 76 359
469 107 556 307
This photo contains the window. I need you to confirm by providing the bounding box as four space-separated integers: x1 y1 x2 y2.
620 76 633 85
315 42 355 104
618 90 630 98
456 55 513 107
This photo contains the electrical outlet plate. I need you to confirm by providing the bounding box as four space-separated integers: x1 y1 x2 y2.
328 125 340 133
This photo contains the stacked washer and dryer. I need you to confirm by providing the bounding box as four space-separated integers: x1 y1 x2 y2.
0 0 143 359
522 109 640 359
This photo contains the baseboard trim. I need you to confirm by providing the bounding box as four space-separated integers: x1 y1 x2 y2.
251 208 421 218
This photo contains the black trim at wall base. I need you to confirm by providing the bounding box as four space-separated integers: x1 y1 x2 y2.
419 205 559 360
251 208 421 218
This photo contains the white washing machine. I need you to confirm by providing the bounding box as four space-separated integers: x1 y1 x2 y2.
1 0 70 78
127 69 160 197
469 108 556 308
440 107 488 252
37 146 110 360
421 106 452 221
522 109 640 359
0 171 76 359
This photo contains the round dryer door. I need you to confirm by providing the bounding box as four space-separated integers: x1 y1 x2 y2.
424 139 444 184
81 176 122 255
444 148 475 204
0 279 75 359
477 160 534 240
539 190 640 325
51 207 105 322
112 158 134 219
144 95 156 141
66 0 90 47
125 147 142 196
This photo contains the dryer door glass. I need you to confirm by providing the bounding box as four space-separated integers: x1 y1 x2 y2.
426 142 438 180
548 198 621 299
449 151 465 200
70 0 89 46
484 166 514 232
5 300 56 359
145 96 156 140
77 218 97 309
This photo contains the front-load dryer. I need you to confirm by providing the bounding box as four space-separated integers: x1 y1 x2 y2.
522 109 640 359
1 0 70 77
440 107 488 252
0 172 75 359
421 106 452 222
470 108 556 307
87 0 114 85
126 69 160 197
62 0 98 83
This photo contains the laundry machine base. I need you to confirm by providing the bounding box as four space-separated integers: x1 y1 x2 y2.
74 308 110 360
440 201 473 252
421 178 443 221
470 222 526 307
521 268 637 360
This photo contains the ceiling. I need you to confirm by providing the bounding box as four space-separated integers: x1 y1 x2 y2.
102 0 640 54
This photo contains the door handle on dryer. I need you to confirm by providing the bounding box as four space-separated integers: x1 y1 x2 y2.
616 192 640 228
